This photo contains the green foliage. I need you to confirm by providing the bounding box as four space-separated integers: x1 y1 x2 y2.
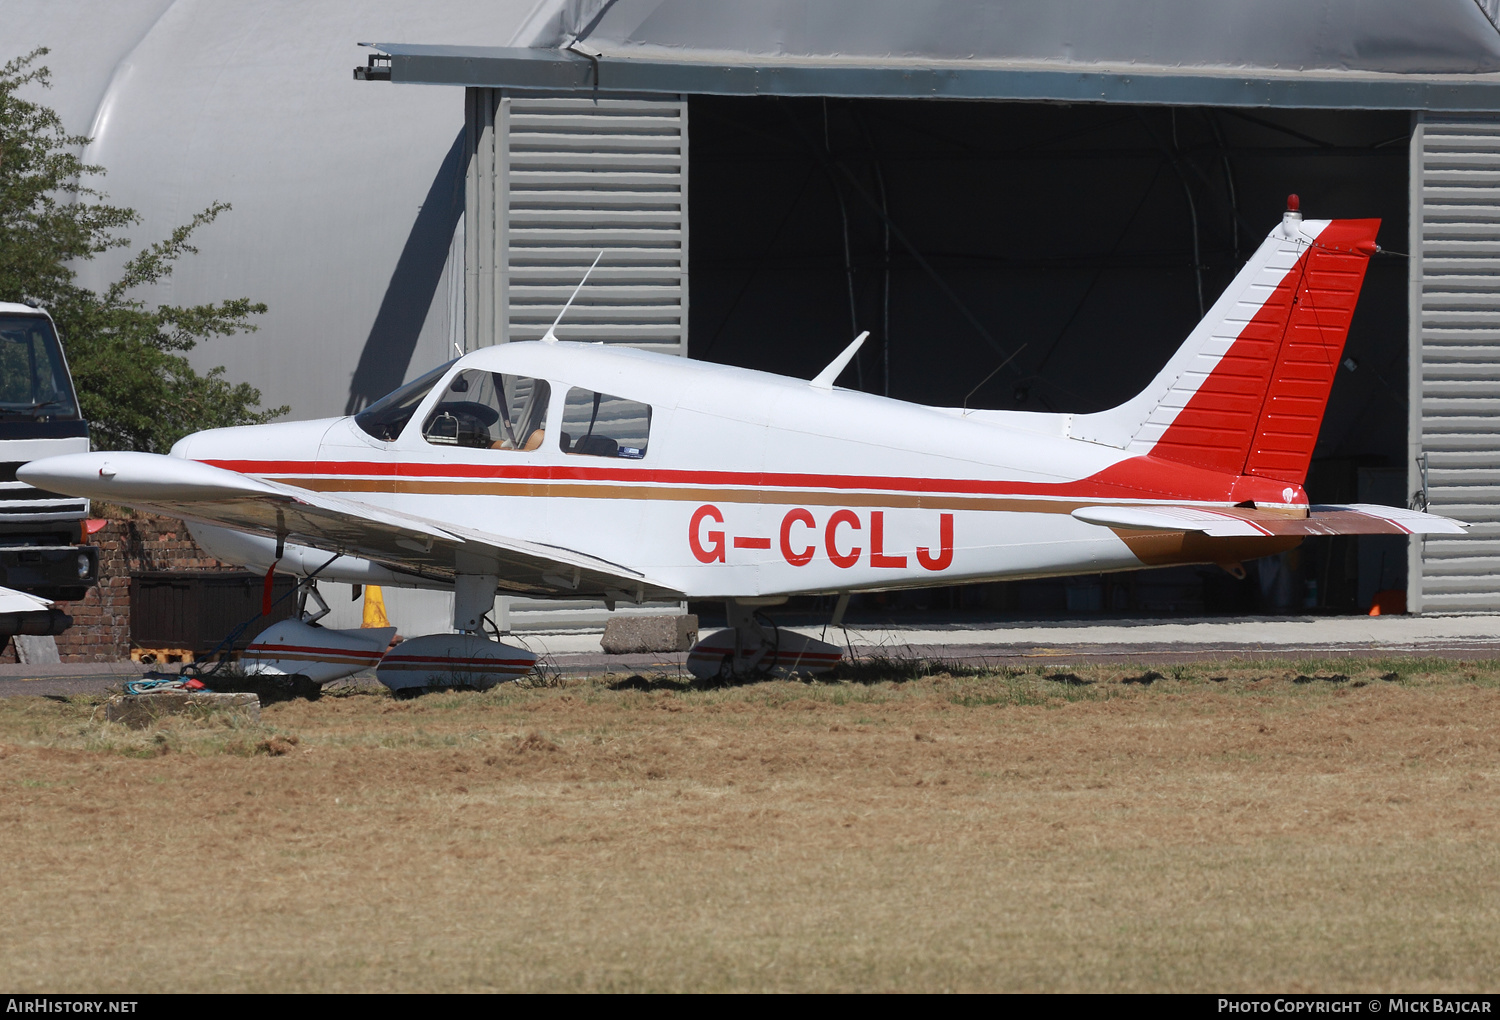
0 48 286 451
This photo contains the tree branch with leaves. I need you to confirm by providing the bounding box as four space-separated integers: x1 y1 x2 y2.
0 47 286 452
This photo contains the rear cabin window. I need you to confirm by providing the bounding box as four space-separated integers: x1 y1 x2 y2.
422 370 551 451
559 388 651 459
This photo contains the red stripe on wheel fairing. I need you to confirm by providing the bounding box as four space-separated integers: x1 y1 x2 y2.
688 646 843 662
246 651 381 666
246 643 384 659
379 657 534 669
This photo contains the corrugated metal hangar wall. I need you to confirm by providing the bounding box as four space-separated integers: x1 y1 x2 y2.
463 92 688 355
1414 113 1500 612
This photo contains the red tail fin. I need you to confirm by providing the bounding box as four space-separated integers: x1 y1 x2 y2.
1068 214 1380 488
1240 220 1378 482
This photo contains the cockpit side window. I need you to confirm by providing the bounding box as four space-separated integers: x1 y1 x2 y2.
422 370 551 451
559 388 651 459
354 359 456 441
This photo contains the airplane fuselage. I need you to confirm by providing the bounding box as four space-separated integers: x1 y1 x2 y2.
172 340 1300 599
20 211 1454 685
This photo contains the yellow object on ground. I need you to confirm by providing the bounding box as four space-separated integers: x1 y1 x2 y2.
361 584 391 629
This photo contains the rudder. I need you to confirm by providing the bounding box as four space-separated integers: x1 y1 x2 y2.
1068 203 1380 488
1240 219 1379 482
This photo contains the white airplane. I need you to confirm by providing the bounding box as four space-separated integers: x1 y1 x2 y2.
19 200 1465 690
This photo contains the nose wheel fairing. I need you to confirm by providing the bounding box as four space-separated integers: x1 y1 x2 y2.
243 619 394 684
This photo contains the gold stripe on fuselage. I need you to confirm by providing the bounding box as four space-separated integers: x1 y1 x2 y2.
270 476 1107 515
265 475 1312 570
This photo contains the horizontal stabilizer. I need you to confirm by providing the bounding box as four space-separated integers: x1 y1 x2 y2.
1073 503 1466 538
1302 504 1468 536
1072 505 1268 537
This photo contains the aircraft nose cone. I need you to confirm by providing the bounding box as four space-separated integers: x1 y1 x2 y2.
17 451 281 502
16 454 97 494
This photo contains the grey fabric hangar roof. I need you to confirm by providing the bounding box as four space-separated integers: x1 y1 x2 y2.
363 0 1500 110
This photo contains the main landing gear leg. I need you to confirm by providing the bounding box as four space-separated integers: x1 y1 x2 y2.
453 572 500 634
295 578 330 624
724 599 776 677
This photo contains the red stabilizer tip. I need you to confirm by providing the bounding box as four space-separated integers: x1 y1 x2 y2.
1287 193 1300 212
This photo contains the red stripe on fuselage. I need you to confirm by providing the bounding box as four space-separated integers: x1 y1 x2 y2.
205 454 1298 505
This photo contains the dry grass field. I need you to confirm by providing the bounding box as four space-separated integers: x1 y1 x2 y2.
2 658 1499 993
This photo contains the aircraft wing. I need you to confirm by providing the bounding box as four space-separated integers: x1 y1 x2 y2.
18 452 682 601
1072 503 1466 538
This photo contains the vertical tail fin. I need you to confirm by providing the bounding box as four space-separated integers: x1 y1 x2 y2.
1069 208 1380 486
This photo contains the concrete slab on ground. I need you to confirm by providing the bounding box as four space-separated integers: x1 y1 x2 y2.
105 691 260 728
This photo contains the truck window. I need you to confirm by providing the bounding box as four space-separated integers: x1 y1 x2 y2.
422 370 551 451
559 387 651 459
354 359 456 441
0 315 80 420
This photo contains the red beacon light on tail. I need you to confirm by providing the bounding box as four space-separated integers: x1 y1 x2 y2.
1281 193 1303 238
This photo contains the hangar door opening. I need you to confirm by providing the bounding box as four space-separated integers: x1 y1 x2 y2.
689 97 1411 617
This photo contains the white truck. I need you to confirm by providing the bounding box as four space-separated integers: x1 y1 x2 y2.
0 302 100 636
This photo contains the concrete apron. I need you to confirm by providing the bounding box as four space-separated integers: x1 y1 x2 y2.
530 613 1500 675
3 615 1499 695
524 614 1500 654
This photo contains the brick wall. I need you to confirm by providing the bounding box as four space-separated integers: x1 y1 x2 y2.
41 513 237 663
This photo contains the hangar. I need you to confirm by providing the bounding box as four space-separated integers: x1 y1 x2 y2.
353 0 1500 618
8 0 1500 623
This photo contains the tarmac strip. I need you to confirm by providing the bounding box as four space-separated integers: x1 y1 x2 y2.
538 640 1500 679
5 636 1500 698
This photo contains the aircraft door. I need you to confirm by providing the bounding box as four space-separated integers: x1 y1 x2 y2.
664 399 771 595
419 370 551 452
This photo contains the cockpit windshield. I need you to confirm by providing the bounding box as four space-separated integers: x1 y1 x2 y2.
0 315 80 421
353 358 457 441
